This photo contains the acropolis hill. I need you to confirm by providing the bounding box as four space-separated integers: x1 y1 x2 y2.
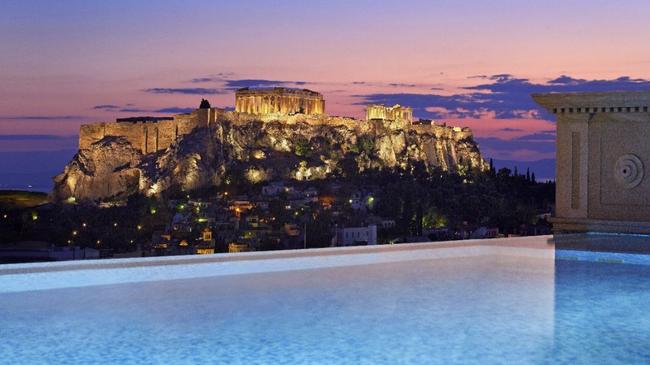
54 87 487 202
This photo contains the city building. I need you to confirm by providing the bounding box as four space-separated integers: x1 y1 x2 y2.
335 225 377 246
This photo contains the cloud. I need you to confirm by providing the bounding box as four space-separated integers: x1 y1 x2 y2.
223 79 308 89
189 72 235 83
92 104 120 110
356 74 650 121
143 88 225 95
91 103 195 114
153 107 195 114
513 132 556 141
476 136 555 159
0 134 77 141
0 115 83 121
389 83 417 88
191 77 217 83
119 107 149 113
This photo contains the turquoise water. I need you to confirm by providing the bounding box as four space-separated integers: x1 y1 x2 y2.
1 254 649 364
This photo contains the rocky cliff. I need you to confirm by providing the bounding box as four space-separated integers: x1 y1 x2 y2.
53 114 487 202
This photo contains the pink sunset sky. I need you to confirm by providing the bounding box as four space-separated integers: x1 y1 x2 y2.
3 0 650 186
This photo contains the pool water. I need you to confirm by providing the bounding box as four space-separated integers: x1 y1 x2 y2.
1 250 649 364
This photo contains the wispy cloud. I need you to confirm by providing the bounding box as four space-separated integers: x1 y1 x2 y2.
0 134 77 141
189 72 235 83
92 104 120 110
223 79 308 89
119 107 149 113
356 74 650 120
388 83 417 88
91 103 196 114
153 107 195 113
143 87 225 95
0 115 83 121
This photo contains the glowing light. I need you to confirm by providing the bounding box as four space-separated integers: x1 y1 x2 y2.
137 224 142 230
72 230 78 236
82 222 87 228
66 196 76 204
150 208 157 215
96 240 101 245
130 239 134 244
113 222 118 227
197 218 208 223
2 214 7 219
31 212 38 221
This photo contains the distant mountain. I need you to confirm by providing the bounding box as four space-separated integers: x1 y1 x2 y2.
493 159 555 181
0 149 77 192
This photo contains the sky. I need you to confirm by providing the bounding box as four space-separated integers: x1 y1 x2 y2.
4 0 650 188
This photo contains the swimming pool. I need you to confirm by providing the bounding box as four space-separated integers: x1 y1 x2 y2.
1 236 649 364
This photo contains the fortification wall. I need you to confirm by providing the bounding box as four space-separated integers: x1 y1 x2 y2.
78 109 220 154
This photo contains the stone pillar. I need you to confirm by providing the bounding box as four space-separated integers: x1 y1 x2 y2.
534 91 650 235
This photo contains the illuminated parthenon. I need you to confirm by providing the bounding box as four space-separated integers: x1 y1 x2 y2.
235 87 325 115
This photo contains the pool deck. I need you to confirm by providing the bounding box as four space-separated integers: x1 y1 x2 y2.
0 235 554 277
0 236 555 293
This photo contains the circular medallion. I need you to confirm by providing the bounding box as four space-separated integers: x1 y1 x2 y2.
614 154 644 189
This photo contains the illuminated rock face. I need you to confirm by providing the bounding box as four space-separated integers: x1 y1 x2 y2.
54 114 486 202
534 91 650 234
235 88 325 115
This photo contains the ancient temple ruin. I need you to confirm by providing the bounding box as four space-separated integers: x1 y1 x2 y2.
365 104 413 126
235 87 325 115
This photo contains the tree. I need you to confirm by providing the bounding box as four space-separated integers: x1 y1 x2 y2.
199 99 211 109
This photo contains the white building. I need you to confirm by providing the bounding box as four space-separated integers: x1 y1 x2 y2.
262 182 285 196
335 225 377 246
